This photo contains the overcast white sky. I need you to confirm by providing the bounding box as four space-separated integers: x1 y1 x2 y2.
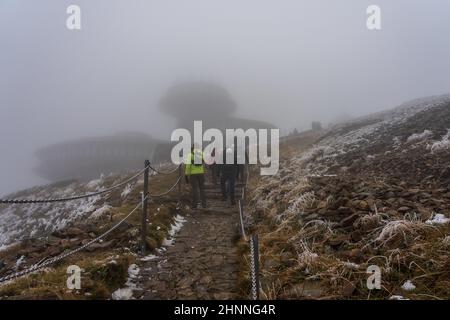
1 0 450 195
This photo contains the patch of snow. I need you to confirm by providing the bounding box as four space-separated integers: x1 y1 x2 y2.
343 262 360 270
168 215 187 237
425 213 450 225
162 238 174 246
428 129 450 153
128 264 140 278
86 176 103 189
389 295 409 300
111 264 141 300
162 215 187 247
15 255 26 268
111 288 134 300
90 204 112 220
401 280 416 291
121 184 133 198
140 254 158 262
406 130 432 143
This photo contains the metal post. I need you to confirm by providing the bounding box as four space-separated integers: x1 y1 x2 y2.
141 159 150 255
238 200 247 241
178 164 182 202
252 234 260 300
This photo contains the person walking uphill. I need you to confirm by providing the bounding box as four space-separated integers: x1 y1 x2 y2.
218 146 240 206
184 144 207 209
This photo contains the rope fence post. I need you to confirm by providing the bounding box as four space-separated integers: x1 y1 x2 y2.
250 233 260 300
238 200 247 241
141 159 150 255
178 163 182 202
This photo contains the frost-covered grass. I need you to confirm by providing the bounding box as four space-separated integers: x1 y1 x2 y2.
0 253 134 299
245 95 450 300
0 166 186 300
406 130 433 143
428 129 450 153
0 171 143 247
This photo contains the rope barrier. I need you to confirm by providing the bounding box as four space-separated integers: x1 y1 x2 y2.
0 196 146 284
237 164 261 300
238 200 248 241
249 234 260 300
0 158 185 286
0 165 150 204
148 174 182 198
148 162 181 175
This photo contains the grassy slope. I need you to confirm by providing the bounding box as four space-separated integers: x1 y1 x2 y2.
0 169 186 299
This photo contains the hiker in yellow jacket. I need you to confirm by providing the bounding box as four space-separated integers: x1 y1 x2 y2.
184 144 207 209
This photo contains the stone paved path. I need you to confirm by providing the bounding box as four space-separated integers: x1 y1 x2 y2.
136 183 242 300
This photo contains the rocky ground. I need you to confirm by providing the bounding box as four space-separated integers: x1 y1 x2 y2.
135 185 242 300
249 95 450 300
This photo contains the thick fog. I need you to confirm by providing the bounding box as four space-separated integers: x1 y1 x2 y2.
1 0 450 195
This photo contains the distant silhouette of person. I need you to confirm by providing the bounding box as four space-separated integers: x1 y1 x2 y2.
209 147 218 185
184 144 206 209
218 146 240 206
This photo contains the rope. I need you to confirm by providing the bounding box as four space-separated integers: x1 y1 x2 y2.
238 200 248 241
249 236 259 300
0 196 146 285
0 166 149 204
148 163 181 175
148 174 182 198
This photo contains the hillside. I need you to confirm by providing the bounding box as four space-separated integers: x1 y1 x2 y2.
0 165 186 299
249 94 450 299
0 94 449 300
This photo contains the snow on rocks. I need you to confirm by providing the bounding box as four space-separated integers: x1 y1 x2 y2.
140 254 158 262
389 295 410 300
90 204 113 220
111 287 134 300
15 255 26 269
406 130 433 143
428 129 450 153
401 280 416 291
162 215 186 247
121 184 133 198
425 213 450 225
111 264 141 300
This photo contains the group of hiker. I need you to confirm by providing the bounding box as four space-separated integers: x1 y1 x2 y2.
184 144 246 209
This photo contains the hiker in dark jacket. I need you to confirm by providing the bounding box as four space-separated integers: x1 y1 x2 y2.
218 146 240 206
209 147 218 185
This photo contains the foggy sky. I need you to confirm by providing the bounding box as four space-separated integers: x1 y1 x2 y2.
1 0 450 195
